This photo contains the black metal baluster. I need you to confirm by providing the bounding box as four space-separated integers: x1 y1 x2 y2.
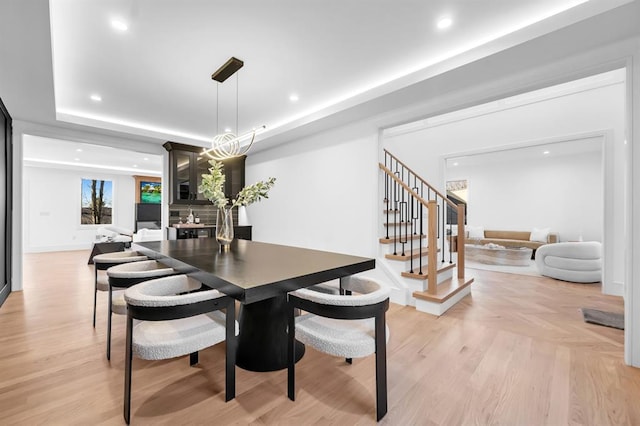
409 194 414 273
399 200 407 256
419 203 424 275
393 174 399 255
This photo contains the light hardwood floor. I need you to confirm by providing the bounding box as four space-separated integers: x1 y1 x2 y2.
1 250 639 425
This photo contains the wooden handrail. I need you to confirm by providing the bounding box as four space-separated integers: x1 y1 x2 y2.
379 163 431 210
383 149 457 210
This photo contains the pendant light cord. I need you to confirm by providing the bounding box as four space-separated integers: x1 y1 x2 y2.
236 72 239 135
216 83 219 135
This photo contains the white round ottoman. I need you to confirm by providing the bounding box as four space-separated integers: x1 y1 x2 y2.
534 241 602 283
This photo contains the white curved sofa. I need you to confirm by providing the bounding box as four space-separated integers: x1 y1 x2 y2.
534 241 602 283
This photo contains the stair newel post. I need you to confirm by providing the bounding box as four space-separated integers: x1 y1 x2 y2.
384 155 389 240
448 219 453 264
409 193 414 273
393 172 399 255
440 201 445 263
418 202 424 275
427 200 438 295
457 204 465 279
401 166 405 255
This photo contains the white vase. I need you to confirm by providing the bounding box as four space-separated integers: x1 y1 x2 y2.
216 207 234 249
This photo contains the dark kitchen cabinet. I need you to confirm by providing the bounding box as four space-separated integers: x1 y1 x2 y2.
164 142 245 205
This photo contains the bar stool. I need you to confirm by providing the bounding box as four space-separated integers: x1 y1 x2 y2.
92 251 147 327
105 260 177 360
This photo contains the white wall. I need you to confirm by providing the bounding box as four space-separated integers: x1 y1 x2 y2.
447 148 603 242
383 79 625 295
384 80 624 186
23 165 136 252
245 124 380 258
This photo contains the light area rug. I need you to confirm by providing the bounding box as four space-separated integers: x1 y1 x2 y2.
452 252 541 277
581 308 624 330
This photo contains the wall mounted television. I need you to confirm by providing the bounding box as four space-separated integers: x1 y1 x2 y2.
140 181 161 204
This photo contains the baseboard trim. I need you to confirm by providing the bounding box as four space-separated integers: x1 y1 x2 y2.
24 243 92 253
604 281 624 297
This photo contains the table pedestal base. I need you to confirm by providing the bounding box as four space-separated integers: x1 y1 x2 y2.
236 294 304 372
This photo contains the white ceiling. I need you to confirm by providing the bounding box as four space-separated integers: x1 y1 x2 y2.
43 0 631 149
446 137 603 168
23 135 163 175
0 0 634 161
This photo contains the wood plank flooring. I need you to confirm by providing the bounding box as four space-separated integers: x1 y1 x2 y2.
0 250 638 425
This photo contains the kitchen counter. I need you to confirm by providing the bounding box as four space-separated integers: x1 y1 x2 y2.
167 225 252 240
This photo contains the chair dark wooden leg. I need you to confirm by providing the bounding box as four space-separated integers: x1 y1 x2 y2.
123 315 133 424
190 351 198 366
107 284 113 360
287 299 296 401
93 267 98 328
375 313 388 421
225 302 236 401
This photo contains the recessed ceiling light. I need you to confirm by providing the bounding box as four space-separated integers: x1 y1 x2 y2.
224 127 232 133
74 158 80 161
543 150 550 155
437 17 453 30
453 162 459 166
289 94 299 102
143 157 149 161
111 19 128 32
90 94 102 102
76 148 82 152
133 164 138 168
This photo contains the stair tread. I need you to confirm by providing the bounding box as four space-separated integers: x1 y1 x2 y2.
379 234 425 244
413 277 474 303
401 262 455 280
385 247 438 261
383 222 415 227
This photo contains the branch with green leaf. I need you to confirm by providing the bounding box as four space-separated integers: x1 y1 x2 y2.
198 160 276 209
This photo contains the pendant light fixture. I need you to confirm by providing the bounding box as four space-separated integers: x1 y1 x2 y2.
202 57 265 160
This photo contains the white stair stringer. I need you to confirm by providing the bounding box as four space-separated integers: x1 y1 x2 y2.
378 258 412 306
378 257 456 307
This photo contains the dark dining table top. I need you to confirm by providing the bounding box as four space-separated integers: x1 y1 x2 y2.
133 238 375 304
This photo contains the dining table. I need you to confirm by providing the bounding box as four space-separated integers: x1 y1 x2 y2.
133 238 375 372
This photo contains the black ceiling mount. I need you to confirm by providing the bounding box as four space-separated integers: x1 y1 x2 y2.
211 57 244 83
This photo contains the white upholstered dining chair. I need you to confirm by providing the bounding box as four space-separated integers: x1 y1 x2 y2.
123 274 238 424
287 276 391 421
92 251 147 327
105 259 177 360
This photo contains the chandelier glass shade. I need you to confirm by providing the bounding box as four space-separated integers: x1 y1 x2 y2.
202 126 264 160
201 57 264 161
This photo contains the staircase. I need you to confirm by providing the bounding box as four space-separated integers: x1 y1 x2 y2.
379 149 473 316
